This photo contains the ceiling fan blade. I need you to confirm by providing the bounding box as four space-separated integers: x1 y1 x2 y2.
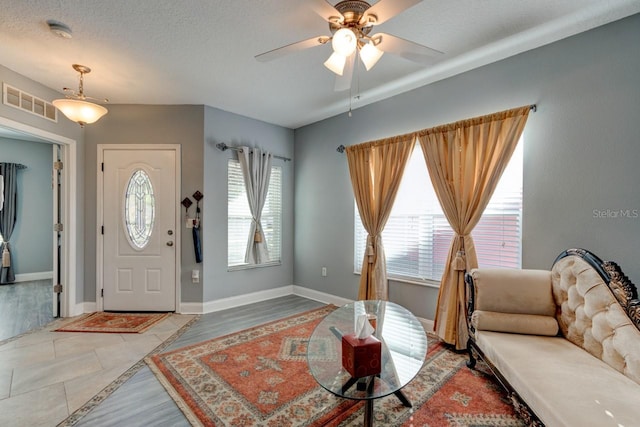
311 0 343 23
375 32 443 64
334 54 356 92
361 0 422 25
255 36 329 62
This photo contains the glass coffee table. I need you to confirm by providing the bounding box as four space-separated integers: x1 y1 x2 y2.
307 300 427 426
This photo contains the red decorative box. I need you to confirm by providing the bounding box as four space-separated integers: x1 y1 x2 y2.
341 333 382 378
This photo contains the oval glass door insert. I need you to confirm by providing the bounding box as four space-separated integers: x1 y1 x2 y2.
124 169 155 249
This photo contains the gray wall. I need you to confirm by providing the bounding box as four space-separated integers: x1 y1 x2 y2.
0 137 53 274
0 64 85 303
84 105 204 303
83 104 295 306
203 106 295 302
293 14 640 320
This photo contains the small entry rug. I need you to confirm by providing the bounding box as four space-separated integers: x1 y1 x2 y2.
146 306 525 427
55 311 171 333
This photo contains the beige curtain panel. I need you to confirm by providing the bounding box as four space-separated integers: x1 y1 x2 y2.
417 105 530 349
346 134 415 301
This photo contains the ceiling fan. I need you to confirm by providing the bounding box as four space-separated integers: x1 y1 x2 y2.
255 0 443 91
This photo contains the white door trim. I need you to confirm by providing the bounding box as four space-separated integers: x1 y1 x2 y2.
96 144 182 313
0 116 78 317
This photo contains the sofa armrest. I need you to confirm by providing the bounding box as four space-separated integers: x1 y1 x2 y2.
468 268 555 316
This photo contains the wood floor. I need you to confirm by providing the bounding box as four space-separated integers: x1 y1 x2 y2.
0 280 53 341
75 295 325 426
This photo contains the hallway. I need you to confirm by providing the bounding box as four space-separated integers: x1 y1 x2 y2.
0 280 53 341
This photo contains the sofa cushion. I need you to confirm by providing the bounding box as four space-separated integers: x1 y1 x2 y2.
472 310 559 336
470 268 555 316
552 255 640 385
476 331 640 427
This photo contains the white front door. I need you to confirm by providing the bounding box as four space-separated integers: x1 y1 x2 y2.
101 147 178 311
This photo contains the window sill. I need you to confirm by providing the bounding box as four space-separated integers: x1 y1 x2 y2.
228 261 282 272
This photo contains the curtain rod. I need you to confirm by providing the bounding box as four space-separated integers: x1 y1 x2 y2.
216 142 291 162
0 162 27 169
336 104 537 153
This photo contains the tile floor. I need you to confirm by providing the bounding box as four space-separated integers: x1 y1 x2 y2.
0 313 196 427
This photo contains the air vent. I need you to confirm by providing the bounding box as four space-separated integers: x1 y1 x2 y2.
2 83 57 122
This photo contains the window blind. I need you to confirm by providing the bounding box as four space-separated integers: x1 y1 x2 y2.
355 141 523 283
228 160 282 266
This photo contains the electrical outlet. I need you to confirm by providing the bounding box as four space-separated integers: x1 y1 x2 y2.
321 267 327 277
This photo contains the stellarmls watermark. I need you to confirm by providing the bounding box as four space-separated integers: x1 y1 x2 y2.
593 209 639 219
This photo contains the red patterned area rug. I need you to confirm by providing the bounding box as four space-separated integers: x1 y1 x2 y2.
146 306 525 427
55 312 171 333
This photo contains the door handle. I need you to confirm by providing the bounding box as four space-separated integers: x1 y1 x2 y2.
166 241 174 247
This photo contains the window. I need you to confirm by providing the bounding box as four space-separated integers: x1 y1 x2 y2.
227 160 282 267
355 140 523 284
124 169 155 250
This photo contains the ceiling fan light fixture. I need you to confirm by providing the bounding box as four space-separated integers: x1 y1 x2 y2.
53 64 108 127
359 41 384 70
324 52 347 76
332 28 357 56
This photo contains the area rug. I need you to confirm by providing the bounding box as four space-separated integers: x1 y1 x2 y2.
146 306 525 427
55 311 171 333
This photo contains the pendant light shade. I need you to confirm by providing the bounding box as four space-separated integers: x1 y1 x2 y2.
52 98 108 125
53 64 108 127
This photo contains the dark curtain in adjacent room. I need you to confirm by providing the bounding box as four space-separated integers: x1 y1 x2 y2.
0 163 18 284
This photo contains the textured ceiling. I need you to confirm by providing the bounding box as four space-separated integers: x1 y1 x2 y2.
1 0 639 129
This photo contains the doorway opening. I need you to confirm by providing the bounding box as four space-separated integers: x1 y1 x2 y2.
0 116 78 334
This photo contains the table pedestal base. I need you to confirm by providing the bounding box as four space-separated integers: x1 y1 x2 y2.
343 377 412 427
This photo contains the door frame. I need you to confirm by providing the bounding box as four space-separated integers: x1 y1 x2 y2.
96 144 182 312
0 116 77 317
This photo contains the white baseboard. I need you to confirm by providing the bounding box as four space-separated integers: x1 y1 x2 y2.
82 285 436 331
81 302 96 315
13 271 54 282
180 285 295 314
293 286 434 332
292 285 352 306
420 318 435 333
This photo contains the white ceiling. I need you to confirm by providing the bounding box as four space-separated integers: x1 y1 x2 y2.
1 0 639 129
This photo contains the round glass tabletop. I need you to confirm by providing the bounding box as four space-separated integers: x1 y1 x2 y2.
307 300 427 401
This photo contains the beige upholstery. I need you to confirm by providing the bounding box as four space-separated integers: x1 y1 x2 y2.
552 256 640 385
470 268 555 316
467 253 640 426
469 268 559 336
476 331 640 427
471 311 559 336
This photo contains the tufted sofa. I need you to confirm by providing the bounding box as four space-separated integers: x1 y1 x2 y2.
465 248 640 426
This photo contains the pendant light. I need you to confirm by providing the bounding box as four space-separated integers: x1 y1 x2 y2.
52 64 108 127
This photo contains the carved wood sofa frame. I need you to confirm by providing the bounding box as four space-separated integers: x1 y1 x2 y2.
464 248 640 426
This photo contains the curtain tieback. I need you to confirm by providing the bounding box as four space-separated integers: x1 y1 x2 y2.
366 243 375 263
252 219 263 243
2 243 10 268
253 217 263 243
452 251 466 271
452 236 466 271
